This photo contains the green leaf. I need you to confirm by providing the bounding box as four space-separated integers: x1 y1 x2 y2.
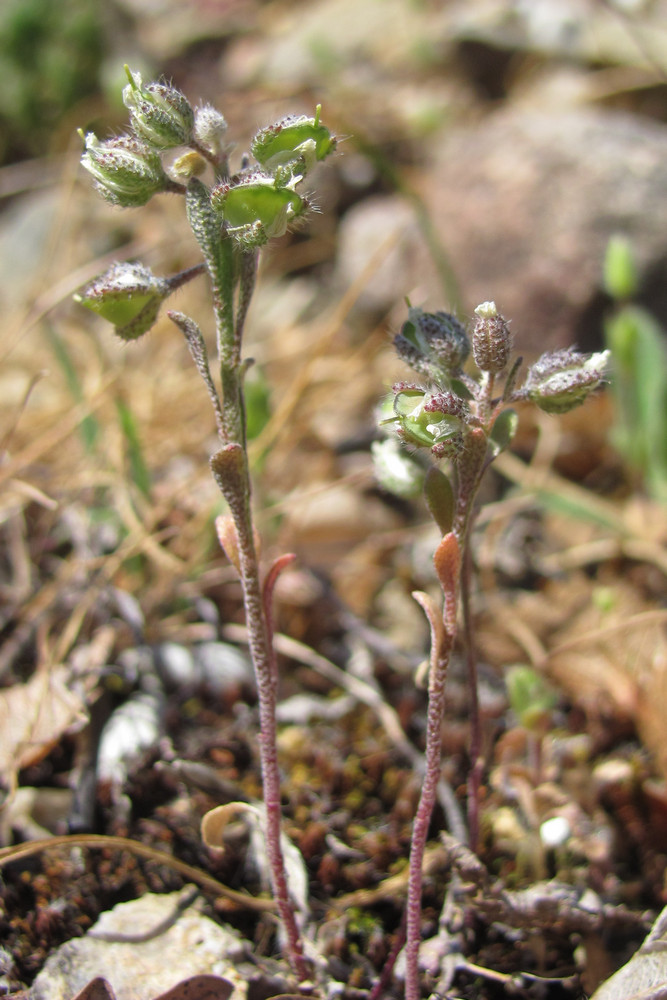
243 366 272 441
44 323 99 452
116 398 150 498
605 305 667 502
488 408 518 458
424 466 454 534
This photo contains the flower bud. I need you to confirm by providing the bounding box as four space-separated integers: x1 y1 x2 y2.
171 150 208 179
251 106 336 175
79 131 169 207
524 348 610 414
122 66 194 149
211 171 306 247
472 301 512 374
392 331 433 378
194 104 229 158
423 391 466 420
405 307 470 371
74 261 171 340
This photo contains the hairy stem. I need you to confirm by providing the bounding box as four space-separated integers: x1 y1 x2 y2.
404 431 487 998
164 261 207 293
235 516 308 980
461 541 482 852
208 237 307 978
404 632 453 1000
405 550 458 1000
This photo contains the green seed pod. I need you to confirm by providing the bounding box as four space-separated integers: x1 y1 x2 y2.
122 66 194 150
211 172 306 246
524 349 610 414
392 387 465 452
251 106 336 174
79 131 169 207
74 262 171 340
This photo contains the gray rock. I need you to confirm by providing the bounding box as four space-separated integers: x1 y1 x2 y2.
337 108 667 354
30 889 247 1000
427 107 667 352
193 641 255 694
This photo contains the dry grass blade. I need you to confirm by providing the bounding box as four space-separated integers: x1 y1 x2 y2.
0 834 276 912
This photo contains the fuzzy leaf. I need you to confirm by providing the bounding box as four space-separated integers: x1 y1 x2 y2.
433 532 460 592
488 408 518 458
424 466 454 534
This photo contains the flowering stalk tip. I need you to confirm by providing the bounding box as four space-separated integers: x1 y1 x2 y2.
472 300 512 374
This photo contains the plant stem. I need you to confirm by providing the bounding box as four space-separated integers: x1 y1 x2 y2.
461 541 482 852
207 235 308 981
164 261 208 293
234 503 308 981
404 630 453 1000
405 431 487 999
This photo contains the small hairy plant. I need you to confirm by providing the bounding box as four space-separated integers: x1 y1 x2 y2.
76 66 337 982
375 302 609 999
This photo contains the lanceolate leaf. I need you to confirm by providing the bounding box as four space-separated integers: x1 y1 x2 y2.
488 408 518 458
424 466 454 534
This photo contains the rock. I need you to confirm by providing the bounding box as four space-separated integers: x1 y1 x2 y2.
336 195 420 316
428 107 667 352
337 108 667 354
30 889 248 1000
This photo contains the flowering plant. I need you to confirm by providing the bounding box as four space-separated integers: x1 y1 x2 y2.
77 66 337 983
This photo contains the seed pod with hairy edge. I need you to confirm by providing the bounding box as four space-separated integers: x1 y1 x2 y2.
211 171 306 247
524 349 610 414
251 106 336 174
74 261 171 340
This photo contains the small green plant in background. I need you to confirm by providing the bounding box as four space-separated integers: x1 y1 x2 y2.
505 664 557 737
604 234 667 504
